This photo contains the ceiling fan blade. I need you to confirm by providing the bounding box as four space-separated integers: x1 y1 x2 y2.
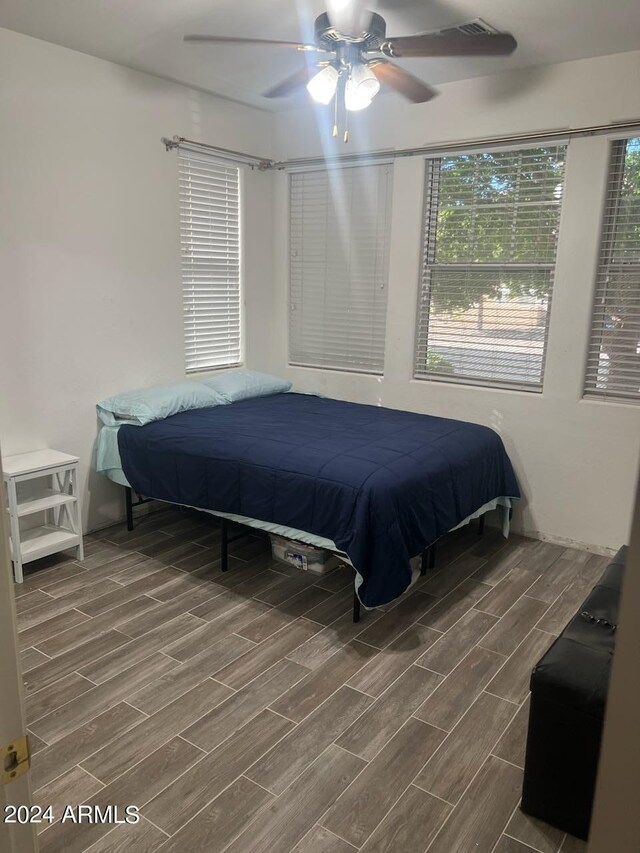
326 0 374 37
262 67 315 98
371 62 438 103
184 35 324 52
381 32 517 59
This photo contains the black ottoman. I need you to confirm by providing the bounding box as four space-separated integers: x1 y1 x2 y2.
521 546 626 840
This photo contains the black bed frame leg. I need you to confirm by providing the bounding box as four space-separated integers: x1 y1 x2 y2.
125 487 134 532
353 590 361 623
478 513 486 536
221 518 229 572
420 549 429 576
421 544 437 575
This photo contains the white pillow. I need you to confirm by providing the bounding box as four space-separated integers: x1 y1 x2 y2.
97 382 225 426
200 370 292 403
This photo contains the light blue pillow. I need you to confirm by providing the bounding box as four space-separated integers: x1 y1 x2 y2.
96 381 225 426
200 370 292 403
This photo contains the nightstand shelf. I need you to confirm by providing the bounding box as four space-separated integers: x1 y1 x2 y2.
12 489 78 518
15 525 81 561
2 449 84 583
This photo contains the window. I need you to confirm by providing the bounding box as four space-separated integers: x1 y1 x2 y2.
415 145 566 389
289 164 393 374
584 137 640 402
179 149 241 372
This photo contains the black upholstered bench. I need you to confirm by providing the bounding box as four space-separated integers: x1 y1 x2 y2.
521 545 626 840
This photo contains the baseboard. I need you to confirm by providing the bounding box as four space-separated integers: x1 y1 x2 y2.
519 527 617 557
86 500 166 536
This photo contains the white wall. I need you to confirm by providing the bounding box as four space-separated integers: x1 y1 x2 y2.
0 27 275 531
264 50 640 552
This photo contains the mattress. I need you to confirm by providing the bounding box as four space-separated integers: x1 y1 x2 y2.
110 393 519 607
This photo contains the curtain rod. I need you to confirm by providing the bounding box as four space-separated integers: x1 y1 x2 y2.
162 119 640 172
161 136 274 170
271 119 640 170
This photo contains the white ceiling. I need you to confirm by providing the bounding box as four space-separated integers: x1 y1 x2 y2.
1 0 639 109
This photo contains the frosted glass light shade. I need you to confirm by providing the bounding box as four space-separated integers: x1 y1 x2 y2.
306 66 340 104
345 63 380 111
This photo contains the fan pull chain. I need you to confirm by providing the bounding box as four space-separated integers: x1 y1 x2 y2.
343 95 349 143
329 72 350 143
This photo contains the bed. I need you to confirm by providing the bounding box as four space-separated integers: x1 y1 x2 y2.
96 389 519 611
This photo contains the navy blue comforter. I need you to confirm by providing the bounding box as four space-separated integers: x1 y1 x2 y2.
118 393 519 607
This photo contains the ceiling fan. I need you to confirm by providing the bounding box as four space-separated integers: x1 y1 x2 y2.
184 2 517 140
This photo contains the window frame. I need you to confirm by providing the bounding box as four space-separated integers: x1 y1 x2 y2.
179 148 243 375
413 142 567 392
583 134 640 404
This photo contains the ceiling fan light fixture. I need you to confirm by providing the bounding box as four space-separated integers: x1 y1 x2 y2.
345 63 379 111
306 65 339 104
351 62 381 98
344 86 371 111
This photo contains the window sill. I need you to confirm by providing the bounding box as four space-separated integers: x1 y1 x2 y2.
186 363 243 378
412 373 544 395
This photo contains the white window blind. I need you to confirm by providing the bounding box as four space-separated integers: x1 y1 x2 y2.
584 137 640 402
179 148 241 372
289 164 393 374
415 145 566 390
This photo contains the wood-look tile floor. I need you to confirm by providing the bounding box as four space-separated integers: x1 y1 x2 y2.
15 505 603 853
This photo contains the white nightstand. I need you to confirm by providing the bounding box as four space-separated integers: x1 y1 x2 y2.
2 449 84 583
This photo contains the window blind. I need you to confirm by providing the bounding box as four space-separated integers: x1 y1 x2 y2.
179 148 241 372
584 137 640 402
415 145 566 390
289 164 393 374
